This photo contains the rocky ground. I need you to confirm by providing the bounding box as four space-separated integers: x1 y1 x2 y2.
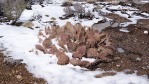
0 52 46 84
99 26 149 76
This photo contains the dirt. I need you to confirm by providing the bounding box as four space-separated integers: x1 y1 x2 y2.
98 26 149 76
138 3 149 13
104 13 131 23
0 52 46 84
136 19 149 29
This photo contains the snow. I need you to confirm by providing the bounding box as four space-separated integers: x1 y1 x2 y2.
19 3 101 27
0 21 149 84
0 1 149 84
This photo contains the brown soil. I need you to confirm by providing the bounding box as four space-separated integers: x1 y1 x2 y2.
104 13 131 23
139 3 149 13
137 19 149 29
0 52 46 84
99 26 149 76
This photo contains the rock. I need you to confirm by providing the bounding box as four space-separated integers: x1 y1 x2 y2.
117 48 124 53
95 72 116 78
3 57 22 67
116 64 121 68
144 31 148 34
136 57 141 61
124 70 135 74
22 21 34 28
35 26 40 28
16 75 23 81
0 36 3 38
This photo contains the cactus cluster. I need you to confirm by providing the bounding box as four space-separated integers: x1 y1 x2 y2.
35 22 114 69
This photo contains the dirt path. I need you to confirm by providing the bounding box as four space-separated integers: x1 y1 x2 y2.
0 52 46 84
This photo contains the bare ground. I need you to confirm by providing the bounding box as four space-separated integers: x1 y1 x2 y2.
0 52 46 84
98 26 149 77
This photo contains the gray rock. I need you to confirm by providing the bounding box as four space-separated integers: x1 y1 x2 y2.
117 48 124 53
3 57 23 67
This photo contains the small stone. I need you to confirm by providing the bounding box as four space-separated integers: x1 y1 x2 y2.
0 36 3 38
35 26 40 28
144 31 148 34
22 21 34 28
95 72 116 78
114 57 120 61
136 58 141 61
124 70 135 74
117 48 124 53
116 64 121 67
16 75 23 81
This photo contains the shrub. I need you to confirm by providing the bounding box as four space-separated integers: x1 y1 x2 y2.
31 12 42 21
1 0 29 23
63 3 95 20
61 0 73 6
44 0 53 4
50 17 56 26
63 6 75 16
51 17 56 21
73 3 85 14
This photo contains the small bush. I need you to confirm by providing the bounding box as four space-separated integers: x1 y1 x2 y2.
51 17 56 21
0 0 29 23
62 3 94 20
63 6 75 16
31 12 42 21
61 0 73 6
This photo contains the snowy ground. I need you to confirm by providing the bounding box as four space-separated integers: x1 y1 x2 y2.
0 1 149 84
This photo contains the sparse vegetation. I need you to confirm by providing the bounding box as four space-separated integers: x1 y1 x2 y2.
61 0 73 6
62 3 95 20
31 12 42 21
0 0 29 23
50 17 57 26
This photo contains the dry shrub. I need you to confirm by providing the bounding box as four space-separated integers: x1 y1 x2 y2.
36 22 114 69
63 3 94 20
2 0 28 23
